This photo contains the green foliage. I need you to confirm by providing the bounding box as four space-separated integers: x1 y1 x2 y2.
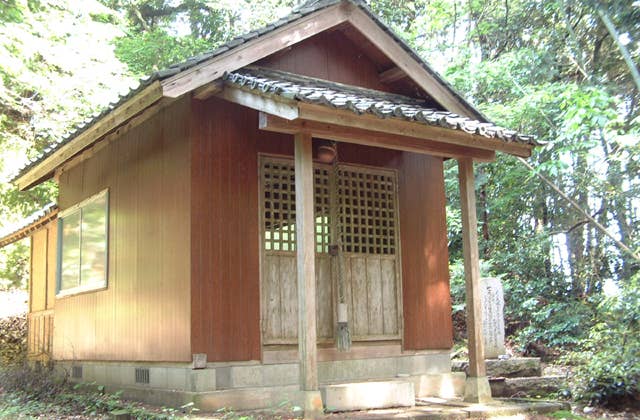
114 28 211 74
0 314 26 366
0 366 187 418
0 241 29 289
566 274 640 407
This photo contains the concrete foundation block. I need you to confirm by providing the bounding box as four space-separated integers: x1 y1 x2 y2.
149 367 168 389
413 372 466 398
230 365 263 388
105 365 124 386
464 376 492 403
190 369 216 392
166 368 188 390
397 354 450 375
322 380 415 412
93 364 107 384
262 363 298 386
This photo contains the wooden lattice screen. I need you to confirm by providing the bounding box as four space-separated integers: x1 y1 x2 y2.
260 156 401 343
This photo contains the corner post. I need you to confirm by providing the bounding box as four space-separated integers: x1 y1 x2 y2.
457 158 492 403
294 133 323 417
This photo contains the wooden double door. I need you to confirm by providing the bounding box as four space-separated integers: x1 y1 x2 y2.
260 156 402 345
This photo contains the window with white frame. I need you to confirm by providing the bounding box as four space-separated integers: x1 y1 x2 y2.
57 189 109 296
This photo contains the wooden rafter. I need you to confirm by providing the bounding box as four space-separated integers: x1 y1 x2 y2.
379 66 406 84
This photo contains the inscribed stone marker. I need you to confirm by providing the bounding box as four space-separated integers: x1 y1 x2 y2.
481 277 506 358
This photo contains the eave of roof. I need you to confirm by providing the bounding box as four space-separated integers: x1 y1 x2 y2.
224 67 536 146
0 203 58 248
12 0 532 190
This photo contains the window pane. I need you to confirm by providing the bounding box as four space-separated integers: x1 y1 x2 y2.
80 194 107 286
60 211 81 290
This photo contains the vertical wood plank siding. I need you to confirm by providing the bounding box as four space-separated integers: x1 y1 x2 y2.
398 154 453 349
191 95 452 356
53 97 192 362
191 98 262 362
257 31 392 92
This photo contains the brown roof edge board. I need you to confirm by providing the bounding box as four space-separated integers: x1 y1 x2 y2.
12 0 535 191
0 204 58 248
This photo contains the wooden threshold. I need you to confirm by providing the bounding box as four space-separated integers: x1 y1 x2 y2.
259 112 496 161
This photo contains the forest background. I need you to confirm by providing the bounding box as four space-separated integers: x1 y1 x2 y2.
0 0 638 409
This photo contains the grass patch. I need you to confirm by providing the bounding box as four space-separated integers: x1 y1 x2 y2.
548 410 589 420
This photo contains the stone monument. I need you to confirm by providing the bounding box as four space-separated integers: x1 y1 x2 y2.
481 277 506 358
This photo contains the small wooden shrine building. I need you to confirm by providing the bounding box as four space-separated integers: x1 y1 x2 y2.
2 0 535 414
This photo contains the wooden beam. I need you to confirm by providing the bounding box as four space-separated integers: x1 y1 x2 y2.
160 3 351 98
217 87 299 120
294 132 319 392
55 98 176 179
457 158 486 378
346 5 480 120
259 113 495 161
15 81 164 190
193 80 224 100
379 66 406 84
297 103 532 157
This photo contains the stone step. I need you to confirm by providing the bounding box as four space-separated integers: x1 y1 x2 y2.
452 357 542 378
321 380 415 412
489 375 566 398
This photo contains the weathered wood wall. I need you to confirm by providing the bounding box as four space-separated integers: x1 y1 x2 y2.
191 97 452 358
53 97 192 362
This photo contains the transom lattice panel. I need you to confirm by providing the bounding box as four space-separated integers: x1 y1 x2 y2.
262 160 331 253
338 167 397 255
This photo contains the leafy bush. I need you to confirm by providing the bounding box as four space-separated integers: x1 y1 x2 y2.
0 314 26 366
566 274 640 407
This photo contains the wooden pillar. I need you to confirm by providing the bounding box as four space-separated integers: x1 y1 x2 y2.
457 157 492 403
294 133 323 416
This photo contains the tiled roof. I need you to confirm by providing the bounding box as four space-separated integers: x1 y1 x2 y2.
224 67 536 145
0 203 58 248
13 0 512 182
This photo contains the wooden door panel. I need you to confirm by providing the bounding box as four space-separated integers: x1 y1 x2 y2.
260 156 401 344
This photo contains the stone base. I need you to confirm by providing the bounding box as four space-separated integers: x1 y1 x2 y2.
55 352 458 412
302 390 324 418
321 380 415 412
463 376 492 403
490 375 566 398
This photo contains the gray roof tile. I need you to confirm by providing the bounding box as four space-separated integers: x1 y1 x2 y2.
224 67 536 145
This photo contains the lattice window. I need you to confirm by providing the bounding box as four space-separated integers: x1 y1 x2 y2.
338 167 397 255
263 161 296 252
262 160 331 253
